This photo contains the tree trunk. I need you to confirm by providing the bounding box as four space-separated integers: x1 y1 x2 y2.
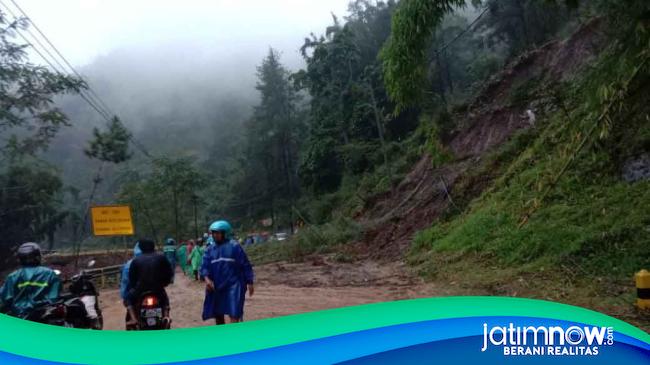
515 0 530 46
282 133 295 234
138 199 158 243
172 189 179 240
47 231 55 251
368 83 392 188
193 197 199 239
443 51 454 94
435 53 448 104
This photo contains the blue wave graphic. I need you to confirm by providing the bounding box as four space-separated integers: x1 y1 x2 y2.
1 316 648 364
339 335 650 365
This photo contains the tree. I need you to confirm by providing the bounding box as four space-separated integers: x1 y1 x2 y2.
118 157 207 241
231 48 303 231
153 157 206 239
0 164 64 269
0 11 84 268
380 0 466 113
380 0 579 112
84 117 132 163
70 117 133 262
295 1 404 194
475 0 572 56
0 12 84 158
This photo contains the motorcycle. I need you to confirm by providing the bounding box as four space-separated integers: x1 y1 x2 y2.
131 291 170 330
24 261 103 329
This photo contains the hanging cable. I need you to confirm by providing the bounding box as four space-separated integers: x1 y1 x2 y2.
0 0 154 159
0 1 113 123
7 0 116 119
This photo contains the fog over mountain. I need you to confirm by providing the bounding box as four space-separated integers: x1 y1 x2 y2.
35 1 349 192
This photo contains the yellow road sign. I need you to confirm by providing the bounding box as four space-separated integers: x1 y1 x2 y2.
90 205 134 236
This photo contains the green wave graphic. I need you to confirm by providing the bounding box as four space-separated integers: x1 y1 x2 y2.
0 296 647 364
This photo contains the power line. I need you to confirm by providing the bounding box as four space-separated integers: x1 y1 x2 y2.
0 1 111 123
436 6 490 54
7 0 115 120
0 6 112 126
0 1 153 159
0 1 113 122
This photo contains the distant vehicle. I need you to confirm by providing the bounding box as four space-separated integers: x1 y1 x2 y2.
271 233 289 242
244 232 270 244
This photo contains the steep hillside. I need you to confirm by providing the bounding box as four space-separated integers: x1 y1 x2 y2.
359 18 607 257
355 18 650 329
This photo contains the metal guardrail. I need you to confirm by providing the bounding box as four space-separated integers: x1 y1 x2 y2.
83 264 123 289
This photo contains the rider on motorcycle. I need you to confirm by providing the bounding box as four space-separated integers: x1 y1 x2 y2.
0 242 61 318
120 242 142 329
126 239 173 328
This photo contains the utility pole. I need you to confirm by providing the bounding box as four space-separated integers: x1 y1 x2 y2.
74 161 104 270
172 188 179 241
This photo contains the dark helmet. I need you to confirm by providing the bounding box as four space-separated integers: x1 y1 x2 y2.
17 242 41 266
137 239 155 253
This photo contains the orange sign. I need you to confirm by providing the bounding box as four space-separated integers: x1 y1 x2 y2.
90 205 134 236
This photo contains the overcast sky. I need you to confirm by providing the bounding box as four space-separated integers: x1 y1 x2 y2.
6 0 351 67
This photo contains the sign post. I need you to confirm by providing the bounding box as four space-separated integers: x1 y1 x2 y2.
90 205 135 237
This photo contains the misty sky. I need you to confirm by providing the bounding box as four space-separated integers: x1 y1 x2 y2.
9 0 351 67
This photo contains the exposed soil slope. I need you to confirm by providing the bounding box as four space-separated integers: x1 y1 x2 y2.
358 19 606 259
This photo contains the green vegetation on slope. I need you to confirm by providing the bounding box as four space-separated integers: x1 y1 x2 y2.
411 31 650 286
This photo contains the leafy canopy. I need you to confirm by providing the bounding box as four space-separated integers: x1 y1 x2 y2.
0 11 85 157
84 117 132 164
380 0 580 112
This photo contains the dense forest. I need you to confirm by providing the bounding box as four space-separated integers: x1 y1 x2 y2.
1 0 649 309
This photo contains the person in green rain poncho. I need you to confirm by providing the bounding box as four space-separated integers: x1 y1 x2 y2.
163 238 177 283
176 241 188 276
189 239 204 281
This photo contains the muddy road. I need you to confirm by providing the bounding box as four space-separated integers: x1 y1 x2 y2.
93 254 650 332
100 256 456 330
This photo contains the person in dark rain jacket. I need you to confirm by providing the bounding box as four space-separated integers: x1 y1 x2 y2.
126 239 173 327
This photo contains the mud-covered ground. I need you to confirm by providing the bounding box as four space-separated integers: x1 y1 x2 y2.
99 254 650 332
100 256 456 330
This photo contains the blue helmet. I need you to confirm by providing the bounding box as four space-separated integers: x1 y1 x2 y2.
209 220 232 238
165 238 175 246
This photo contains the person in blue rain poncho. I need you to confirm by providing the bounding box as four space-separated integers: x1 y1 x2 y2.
201 220 254 324
204 232 214 247
119 242 142 329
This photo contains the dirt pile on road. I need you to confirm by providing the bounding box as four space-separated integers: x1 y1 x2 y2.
101 258 452 330
357 19 606 259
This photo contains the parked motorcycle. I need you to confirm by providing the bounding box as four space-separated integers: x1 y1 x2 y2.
24 261 103 329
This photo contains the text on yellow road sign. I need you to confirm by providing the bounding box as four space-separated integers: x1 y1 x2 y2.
90 205 134 236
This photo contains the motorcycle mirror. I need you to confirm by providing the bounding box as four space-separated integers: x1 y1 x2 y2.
53 269 61 276
87 260 96 268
